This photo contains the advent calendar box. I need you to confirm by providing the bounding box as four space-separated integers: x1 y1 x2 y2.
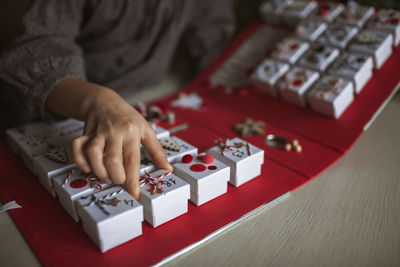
173 153 230 206
252 59 290 97
139 148 156 176
153 125 170 139
276 66 320 107
53 168 110 222
259 0 290 25
77 186 143 253
6 119 84 173
157 136 198 164
207 138 264 187
272 37 310 65
307 76 354 119
335 2 374 28
348 30 393 69
311 1 344 22
328 53 373 94
298 44 340 72
368 9 400 46
295 19 327 42
139 170 190 227
32 145 76 197
317 23 358 50
283 0 317 26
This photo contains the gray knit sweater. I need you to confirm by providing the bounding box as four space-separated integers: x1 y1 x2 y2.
0 0 234 128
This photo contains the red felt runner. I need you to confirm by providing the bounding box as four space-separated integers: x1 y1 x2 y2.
0 20 399 267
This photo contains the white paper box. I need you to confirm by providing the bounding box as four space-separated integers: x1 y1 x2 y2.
277 66 320 107
139 148 155 176
295 19 327 42
317 23 358 50
272 38 310 64
191 182 228 206
5 119 84 172
76 186 143 252
311 2 344 22
53 168 110 222
158 136 198 164
207 138 264 187
368 9 400 46
348 30 393 69
153 125 170 139
328 53 373 94
307 76 354 119
298 44 340 72
32 145 76 197
259 0 290 25
252 59 290 97
335 3 374 28
139 170 190 227
173 154 230 206
144 201 187 228
283 0 317 26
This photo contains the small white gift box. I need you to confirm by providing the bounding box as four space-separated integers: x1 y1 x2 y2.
328 52 373 94
283 0 317 26
317 23 359 50
252 59 290 97
156 136 198 164
368 9 400 46
173 153 230 206
295 19 327 42
139 170 190 227
277 66 320 107
5 119 83 172
311 2 344 22
335 2 374 28
259 0 291 25
348 29 393 69
76 186 143 253
307 76 354 119
207 138 264 187
53 168 110 222
272 37 310 64
298 44 340 72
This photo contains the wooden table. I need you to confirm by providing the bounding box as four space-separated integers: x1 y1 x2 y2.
1 90 399 267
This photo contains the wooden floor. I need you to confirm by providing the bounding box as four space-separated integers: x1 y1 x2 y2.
1 90 399 267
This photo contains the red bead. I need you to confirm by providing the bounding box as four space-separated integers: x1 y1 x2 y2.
289 43 299 50
292 79 303 87
203 154 214 164
182 154 193 164
208 165 217 170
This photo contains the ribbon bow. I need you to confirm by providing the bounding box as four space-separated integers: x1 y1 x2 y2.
215 139 252 156
140 171 171 195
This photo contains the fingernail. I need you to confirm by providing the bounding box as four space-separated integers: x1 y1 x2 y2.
82 166 90 173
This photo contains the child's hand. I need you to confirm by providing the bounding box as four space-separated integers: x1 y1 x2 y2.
46 78 173 199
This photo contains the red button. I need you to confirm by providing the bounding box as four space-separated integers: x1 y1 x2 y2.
292 79 303 86
70 178 87 189
182 154 193 164
208 165 217 170
190 164 206 172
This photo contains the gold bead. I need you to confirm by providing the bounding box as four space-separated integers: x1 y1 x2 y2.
292 139 299 147
285 143 292 151
295 144 302 153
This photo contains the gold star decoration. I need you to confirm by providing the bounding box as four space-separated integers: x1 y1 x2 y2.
104 197 121 207
147 187 163 195
233 118 266 137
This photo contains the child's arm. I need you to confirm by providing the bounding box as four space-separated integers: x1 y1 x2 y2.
46 77 173 199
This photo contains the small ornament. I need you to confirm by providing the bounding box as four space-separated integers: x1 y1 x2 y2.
233 118 266 137
104 197 121 207
45 145 69 164
355 32 381 45
140 170 171 195
203 154 214 164
159 138 180 152
182 154 193 164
